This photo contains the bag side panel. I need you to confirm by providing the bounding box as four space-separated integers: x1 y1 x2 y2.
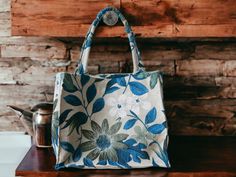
54 71 170 169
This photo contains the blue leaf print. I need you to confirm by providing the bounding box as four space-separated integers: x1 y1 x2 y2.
64 95 82 106
55 162 65 170
150 141 170 167
145 107 157 124
127 148 149 163
152 159 159 167
97 160 107 165
163 121 168 128
116 77 126 87
105 86 119 95
133 155 141 163
73 148 82 162
125 140 149 162
129 110 139 119
59 109 72 125
86 84 96 103
123 119 137 130
108 160 120 167
81 74 90 87
72 112 88 126
60 141 75 153
92 98 105 113
148 124 165 134
83 158 94 167
128 81 148 96
115 138 149 168
104 78 117 94
125 138 137 146
116 149 131 168
62 74 78 93
156 150 169 167
132 72 149 80
150 72 158 89
61 112 88 130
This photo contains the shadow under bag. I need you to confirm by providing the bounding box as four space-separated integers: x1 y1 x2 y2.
52 6 170 169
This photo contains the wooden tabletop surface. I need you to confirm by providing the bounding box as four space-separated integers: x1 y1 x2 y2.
16 136 236 177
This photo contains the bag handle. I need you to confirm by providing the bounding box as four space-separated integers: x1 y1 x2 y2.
75 6 144 75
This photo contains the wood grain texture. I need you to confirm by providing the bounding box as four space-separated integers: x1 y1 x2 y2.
165 99 236 135
121 0 236 25
164 76 236 100
11 0 236 37
16 136 236 177
0 37 236 135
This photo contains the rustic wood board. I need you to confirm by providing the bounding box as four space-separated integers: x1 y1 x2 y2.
16 136 236 177
11 0 236 37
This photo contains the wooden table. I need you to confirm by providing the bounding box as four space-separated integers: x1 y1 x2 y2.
16 136 236 177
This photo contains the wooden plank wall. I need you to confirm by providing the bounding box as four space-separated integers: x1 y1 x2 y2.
0 0 236 135
11 0 236 37
1 36 236 135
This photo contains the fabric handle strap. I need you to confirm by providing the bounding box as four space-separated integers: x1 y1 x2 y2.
75 6 144 75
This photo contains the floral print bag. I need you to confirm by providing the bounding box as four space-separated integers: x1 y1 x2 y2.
52 6 170 169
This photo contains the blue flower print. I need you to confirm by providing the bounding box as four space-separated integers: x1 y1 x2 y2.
79 119 129 163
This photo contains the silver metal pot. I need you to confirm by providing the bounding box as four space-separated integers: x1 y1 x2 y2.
32 103 53 148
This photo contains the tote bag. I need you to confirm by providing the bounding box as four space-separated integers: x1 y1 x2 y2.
52 6 170 169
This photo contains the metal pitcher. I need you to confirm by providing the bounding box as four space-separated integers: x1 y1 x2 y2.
8 102 53 148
